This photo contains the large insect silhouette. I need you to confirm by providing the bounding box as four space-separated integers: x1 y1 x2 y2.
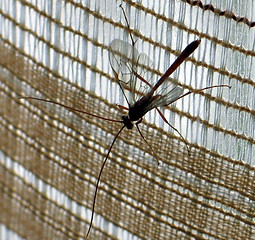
21 5 230 239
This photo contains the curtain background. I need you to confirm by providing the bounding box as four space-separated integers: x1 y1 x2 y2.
0 0 254 239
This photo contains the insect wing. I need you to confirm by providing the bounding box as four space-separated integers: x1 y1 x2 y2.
143 84 184 114
154 84 184 107
109 39 155 104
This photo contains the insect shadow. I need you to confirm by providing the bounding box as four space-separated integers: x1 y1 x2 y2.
20 5 231 239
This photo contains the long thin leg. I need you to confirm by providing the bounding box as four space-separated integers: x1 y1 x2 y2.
155 84 231 155
111 5 140 107
167 85 231 106
85 125 125 239
119 4 136 47
156 107 191 155
133 71 153 89
117 104 129 111
136 120 160 165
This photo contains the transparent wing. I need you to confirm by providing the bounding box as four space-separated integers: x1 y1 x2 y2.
144 84 184 114
109 39 155 105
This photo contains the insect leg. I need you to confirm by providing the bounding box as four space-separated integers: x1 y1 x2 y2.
119 4 136 47
136 120 160 165
156 107 191 155
167 85 231 106
117 104 129 110
133 71 153 89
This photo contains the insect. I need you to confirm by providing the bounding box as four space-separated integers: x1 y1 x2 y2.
20 5 231 239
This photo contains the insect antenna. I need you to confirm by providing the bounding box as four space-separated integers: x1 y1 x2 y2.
19 97 123 123
85 125 125 239
20 96 127 238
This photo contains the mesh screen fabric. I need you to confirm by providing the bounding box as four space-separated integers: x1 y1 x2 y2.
0 0 255 240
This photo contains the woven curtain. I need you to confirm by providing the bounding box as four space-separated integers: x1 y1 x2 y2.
1 0 254 239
